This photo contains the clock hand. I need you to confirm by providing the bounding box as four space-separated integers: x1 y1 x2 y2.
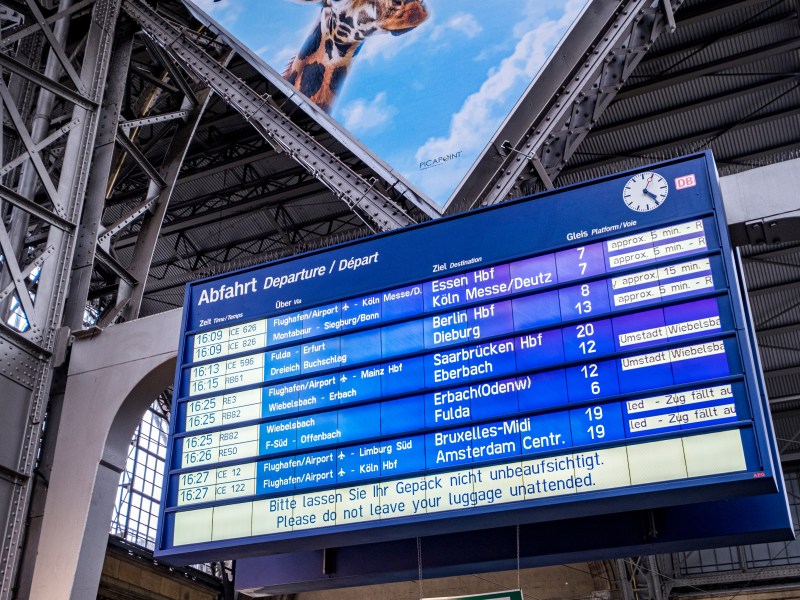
643 188 658 201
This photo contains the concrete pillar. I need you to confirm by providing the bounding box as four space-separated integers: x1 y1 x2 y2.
25 309 181 599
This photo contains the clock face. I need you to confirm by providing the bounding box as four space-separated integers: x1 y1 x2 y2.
622 172 669 212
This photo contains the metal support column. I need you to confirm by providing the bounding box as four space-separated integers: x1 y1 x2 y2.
114 59 226 323
0 0 121 597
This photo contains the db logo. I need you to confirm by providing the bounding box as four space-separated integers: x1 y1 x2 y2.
675 174 697 190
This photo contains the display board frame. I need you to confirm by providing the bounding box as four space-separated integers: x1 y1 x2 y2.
156 152 784 563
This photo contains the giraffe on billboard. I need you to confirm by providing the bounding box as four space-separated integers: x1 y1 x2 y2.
283 0 429 112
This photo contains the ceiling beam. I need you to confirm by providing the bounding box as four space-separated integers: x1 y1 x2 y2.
615 36 800 100
124 0 418 231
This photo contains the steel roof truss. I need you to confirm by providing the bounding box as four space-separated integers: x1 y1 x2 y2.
23 0 86 95
480 0 682 206
119 110 191 130
141 34 199 107
123 0 415 232
115 127 167 188
0 118 81 177
0 0 96 48
0 79 64 213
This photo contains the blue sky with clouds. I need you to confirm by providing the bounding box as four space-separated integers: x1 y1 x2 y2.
192 0 589 205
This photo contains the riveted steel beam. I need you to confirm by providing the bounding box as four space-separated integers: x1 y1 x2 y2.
0 49 95 109
448 0 685 213
0 0 96 48
115 127 167 188
119 109 190 130
3 0 123 596
123 0 415 232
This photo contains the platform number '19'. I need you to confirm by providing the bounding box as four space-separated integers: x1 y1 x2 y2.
585 406 605 439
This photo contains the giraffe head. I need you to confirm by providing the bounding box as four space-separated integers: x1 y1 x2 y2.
311 0 429 41
285 0 429 111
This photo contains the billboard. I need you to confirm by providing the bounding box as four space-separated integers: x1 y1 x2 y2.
155 153 790 564
188 0 590 205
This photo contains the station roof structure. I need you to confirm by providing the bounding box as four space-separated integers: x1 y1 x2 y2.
92 0 800 411
84 0 797 312
1 0 799 596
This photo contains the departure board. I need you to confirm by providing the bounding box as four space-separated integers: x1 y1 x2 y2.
156 153 779 562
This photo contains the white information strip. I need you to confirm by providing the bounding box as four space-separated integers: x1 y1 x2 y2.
620 341 725 372
192 320 268 362
611 258 711 292
618 315 721 347
629 403 737 433
614 275 714 308
606 220 705 253
609 235 707 270
626 384 733 414
171 430 746 546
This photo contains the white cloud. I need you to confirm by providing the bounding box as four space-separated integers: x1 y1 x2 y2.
340 92 397 134
415 0 586 176
430 13 482 41
190 0 242 27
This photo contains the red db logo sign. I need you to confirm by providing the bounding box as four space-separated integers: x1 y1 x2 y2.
675 174 697 190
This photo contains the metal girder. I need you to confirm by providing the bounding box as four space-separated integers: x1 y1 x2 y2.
562 105 800 177
0 48 94 109
472 0 684 209
111 167 318 246
0 117 81 177
0 246 54 303
674 0 774 27
636 9 792 63
145 208 361 273
765 365 800 380
758 322 800 340
1 0 122 596
95 246 137 285
115 127 167 188
128 64 179 93
23 0 86 96
119 109 190 130
61 19 136 332
748 280 800 298
141 34 198 107
0 0 96 48
0 183 75 230
122 0 416 232
0 79 63 211
614 36 800 100
668 565 800 591
98 194 158 243
118 81 220 322
141 220 367 301
588 75 796 138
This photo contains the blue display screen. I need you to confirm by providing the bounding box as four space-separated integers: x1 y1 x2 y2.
156 153 777 563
